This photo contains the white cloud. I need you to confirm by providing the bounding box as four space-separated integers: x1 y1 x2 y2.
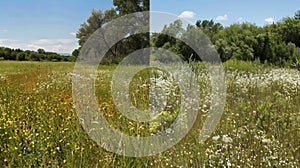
0 39 18 44
179 11 196 19
0 29 8 32
0 38 78 53
27 44 43 51
265 17 275 24
69 32 76 36
32 38 75 45
216 14 228 21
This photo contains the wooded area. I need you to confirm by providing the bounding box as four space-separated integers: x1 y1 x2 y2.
0 47 75 62
75 1 300 69
1 0 299 70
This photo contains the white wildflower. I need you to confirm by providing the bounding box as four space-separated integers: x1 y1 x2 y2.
212 135 220 141
262 138 271 144
222 135 233 143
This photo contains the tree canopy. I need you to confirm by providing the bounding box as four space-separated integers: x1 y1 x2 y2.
0 47 75 62
74 0 299 69
0 0 299 70
75 0 150 64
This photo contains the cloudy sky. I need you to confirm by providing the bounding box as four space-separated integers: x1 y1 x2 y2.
0 0 299 53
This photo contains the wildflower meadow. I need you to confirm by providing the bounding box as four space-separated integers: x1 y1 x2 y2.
0 60 299 167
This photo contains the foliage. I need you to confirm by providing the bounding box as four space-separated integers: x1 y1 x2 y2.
0 47 75 62
150 10 300 69
75 0 150 64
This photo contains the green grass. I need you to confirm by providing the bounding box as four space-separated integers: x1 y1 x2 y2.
0 61 75 74
223 59 272 72
0 60 299 167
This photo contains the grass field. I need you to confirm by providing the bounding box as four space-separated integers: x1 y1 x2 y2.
0 60 299 167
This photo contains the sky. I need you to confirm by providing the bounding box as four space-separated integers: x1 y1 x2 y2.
0 0 299 53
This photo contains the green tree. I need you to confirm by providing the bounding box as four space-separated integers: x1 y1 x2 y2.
294 10 300 20
77 10 110 46
113 0 150 64
153 20 184 48
37 48 46 54
28 52 40 61
113 0 149 15
16 52 26 61
281 17 300 47
215 39 233 62
214 23 261 61
76 0 150 64
196 19 223 42
72 48 80 58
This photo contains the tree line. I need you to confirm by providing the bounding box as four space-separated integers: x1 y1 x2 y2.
151 11 300 69
1 0 299 69
0 0 149 63
0 47 76 62
74 0 299 69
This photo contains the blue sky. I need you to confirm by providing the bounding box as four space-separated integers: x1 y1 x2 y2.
0 0 299 53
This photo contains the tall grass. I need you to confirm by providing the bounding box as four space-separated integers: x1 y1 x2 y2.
0 60 299 167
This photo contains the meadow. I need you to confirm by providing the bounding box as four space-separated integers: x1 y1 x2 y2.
0 60 299 167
